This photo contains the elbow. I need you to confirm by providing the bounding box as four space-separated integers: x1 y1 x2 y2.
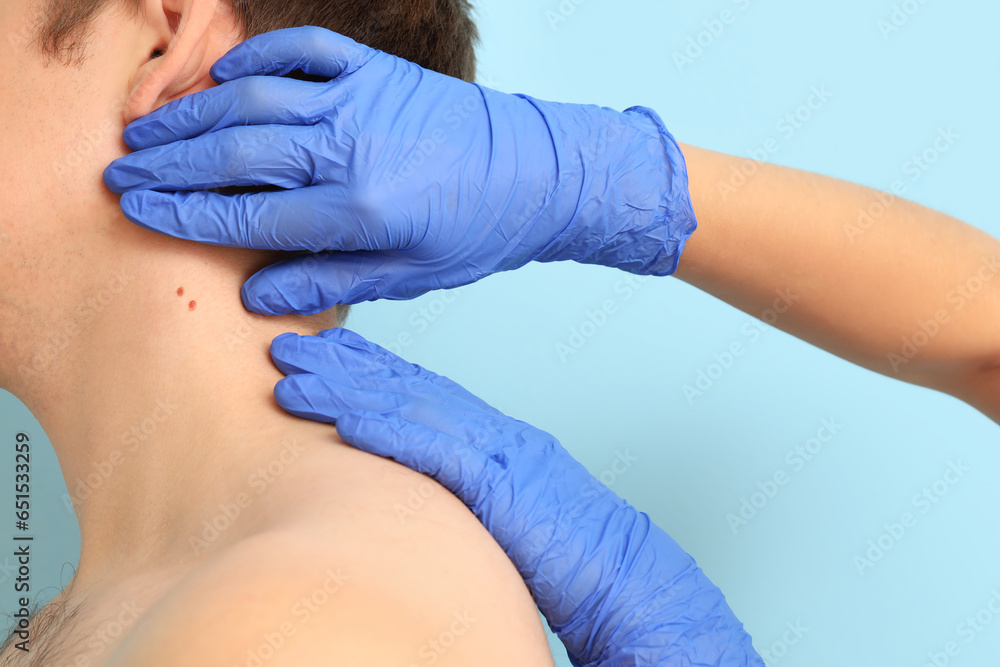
933 358 1000 427
977 355 1000 375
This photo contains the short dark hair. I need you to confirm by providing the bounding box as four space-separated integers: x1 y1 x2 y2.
37 0 479 81
37 0 479 324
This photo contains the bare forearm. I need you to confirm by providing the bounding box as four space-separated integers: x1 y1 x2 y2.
674 143 1000 415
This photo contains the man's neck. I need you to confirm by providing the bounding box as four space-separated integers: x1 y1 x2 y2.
10 242 340 589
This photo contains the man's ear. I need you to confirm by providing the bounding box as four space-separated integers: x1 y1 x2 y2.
125 0 235 123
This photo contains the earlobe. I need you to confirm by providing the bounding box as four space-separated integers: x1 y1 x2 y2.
124 0 225 124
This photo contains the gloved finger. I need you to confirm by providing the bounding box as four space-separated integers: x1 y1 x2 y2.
332 409 488 494
242 251 452 314
273 373 340 423
272 332 494 424
315 329 506 417
119 188 378 252
275 372 496 449
274 372 412 419
106 124 324 192
273 330 506 417
122 76 338 150
210 26 373 83
271 330 419 381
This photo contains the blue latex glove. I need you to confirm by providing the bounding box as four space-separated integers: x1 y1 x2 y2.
103 26 698 315
269 327 763 666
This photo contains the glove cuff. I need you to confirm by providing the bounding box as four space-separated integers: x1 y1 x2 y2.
620 105 699 276
478 93 699 276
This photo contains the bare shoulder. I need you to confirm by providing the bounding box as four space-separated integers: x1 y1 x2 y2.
104 464 556 667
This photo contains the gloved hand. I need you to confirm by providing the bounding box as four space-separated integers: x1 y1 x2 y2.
103 26 698 315
268 327 763 667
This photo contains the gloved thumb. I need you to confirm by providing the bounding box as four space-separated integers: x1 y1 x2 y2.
211 26 373 82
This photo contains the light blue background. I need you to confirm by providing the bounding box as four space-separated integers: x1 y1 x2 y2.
2 1 998 665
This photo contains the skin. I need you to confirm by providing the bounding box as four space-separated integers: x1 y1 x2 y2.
675 144 1000 426
0 0 555 664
